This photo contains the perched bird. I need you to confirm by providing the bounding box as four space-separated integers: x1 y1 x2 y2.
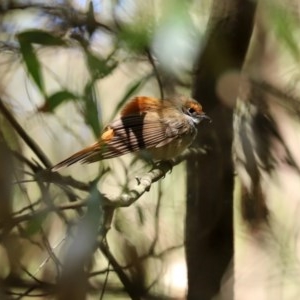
51 95 210 171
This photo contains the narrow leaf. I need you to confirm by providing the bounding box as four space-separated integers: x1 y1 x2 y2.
270 4 299 60
84 82 101 137
18 35 44 93
86 51 117 80
17 30 65 46
25 211 48 236
110 75 151 120
38 91 78 112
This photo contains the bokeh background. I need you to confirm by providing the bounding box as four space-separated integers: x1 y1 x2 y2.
0 1 211 299
1 1 300 300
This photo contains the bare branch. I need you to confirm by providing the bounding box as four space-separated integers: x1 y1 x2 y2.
1 2 114 34
104 148 207 207
145 48 164 99
0 98 52 168
98 238 141 300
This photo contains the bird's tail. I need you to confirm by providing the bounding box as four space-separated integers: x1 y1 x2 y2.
51 142 101 172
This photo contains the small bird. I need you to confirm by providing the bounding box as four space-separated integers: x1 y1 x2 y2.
51 95 210 171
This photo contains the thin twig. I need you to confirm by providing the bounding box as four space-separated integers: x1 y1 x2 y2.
145 48 164 99
99 263 110 300
2 3 115 34
41 171 91 191
89 267 113 278
98 239 141 300
0 98 52 168
0 198 88 229
104 148 207 207
34 236 66 276
1 147 208 231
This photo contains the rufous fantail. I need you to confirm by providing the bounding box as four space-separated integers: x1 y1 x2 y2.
51 95 210 171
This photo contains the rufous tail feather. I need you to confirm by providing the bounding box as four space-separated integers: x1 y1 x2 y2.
51 142 100 171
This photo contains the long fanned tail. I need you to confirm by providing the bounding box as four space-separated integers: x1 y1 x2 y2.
51 142 101 171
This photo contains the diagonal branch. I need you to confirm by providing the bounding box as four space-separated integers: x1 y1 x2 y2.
98 238 141 300
0 98 52 168
47 147 208 207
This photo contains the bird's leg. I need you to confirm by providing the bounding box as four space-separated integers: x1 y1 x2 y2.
152 159 174 175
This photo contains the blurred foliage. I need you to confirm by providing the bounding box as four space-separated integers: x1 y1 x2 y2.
38 90 78 112
1 0 299 299
0 1 211 299
0 0 210 138
266 0 300 61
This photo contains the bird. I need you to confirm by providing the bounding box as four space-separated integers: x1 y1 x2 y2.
51 95 210 171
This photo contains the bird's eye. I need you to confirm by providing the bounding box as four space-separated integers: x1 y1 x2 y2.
187 107 196 115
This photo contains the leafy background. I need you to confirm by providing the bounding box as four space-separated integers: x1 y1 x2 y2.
0 1 211 299
1 0 300 299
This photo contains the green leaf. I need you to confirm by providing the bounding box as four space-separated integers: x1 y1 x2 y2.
17 31 65 94
38 91 78 112
17 30 65 46
118 25 152 52
18 35 45 94
86 51 117 80
84 82 101 137
25 211 48 236
110 75 151 120
269 4 299 60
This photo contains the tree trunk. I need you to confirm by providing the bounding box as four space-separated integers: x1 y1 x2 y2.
186 1 257 299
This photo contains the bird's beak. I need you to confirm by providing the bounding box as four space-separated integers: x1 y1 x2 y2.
201 113 212 123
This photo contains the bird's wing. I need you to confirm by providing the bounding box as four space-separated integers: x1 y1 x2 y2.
51 114 188 169
85 114 187 162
